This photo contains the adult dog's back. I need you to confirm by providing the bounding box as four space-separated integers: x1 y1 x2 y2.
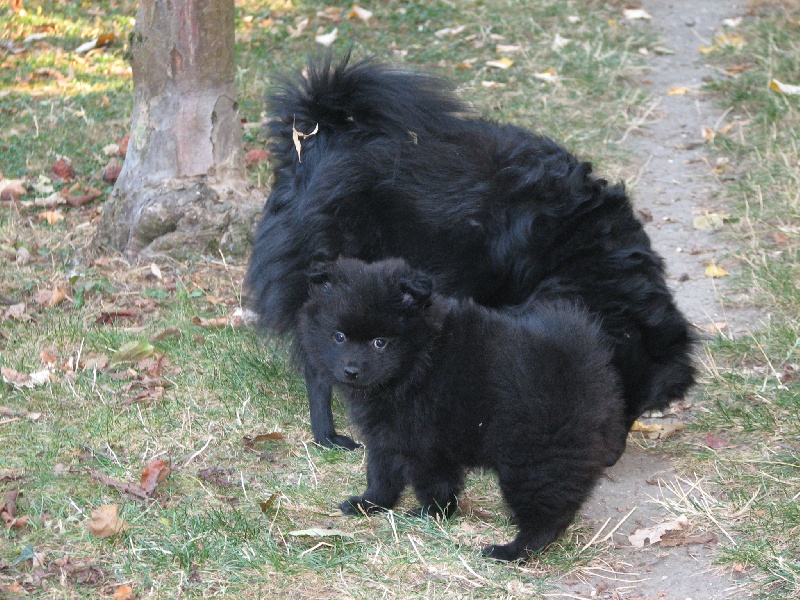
245 53 696 451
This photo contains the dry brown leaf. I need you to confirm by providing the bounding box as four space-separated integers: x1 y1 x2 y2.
86 505 131 538
1 367 52 388
139 459 171 495
112 585 135 600
629 514 688 547
51 158 75 181
0 179 26 201
191 315 229 328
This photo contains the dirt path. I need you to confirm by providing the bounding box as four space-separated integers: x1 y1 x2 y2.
559 2 757 598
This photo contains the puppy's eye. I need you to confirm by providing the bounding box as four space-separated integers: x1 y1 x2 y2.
333 332 346 343
372 338 387 349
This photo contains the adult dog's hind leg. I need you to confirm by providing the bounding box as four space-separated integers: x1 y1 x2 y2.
305 361 360 450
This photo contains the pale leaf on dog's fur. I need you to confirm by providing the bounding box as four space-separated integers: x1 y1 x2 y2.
292 119 319 163
629 514 688 548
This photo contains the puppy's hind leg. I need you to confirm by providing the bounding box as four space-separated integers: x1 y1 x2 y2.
305 361 360 450
482 465 585 561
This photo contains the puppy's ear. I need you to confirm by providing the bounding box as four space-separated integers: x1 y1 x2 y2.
307 262 331 285
397 272 433 309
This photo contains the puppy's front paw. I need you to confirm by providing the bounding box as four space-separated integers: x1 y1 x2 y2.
321 434 362 451
339 496 384 516
481 543 527 562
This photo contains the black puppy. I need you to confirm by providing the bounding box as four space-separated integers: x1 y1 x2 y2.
245 53 696 455
298 257 626 561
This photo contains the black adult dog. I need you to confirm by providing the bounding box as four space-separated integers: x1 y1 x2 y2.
245 53 696 455
298 257 626 561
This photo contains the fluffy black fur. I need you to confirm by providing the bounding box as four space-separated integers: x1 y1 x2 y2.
245 53 696 453
298 257 626 561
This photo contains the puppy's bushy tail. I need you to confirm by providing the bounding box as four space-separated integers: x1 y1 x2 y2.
268 51 470 147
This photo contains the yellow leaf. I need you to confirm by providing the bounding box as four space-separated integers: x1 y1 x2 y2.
770 79 800 96
705 264 729 278
716 33 745 49
486 57 514 70
701 126 716 142
38 210 65 224
630 420 662 433
693 213 725 230
348 5 373 22
667 86 689 95
698 45 715 55
533 68 558 83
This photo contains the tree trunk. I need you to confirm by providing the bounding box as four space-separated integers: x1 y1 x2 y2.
94 0 262 259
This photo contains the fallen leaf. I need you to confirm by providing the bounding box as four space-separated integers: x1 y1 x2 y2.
112 585 134 600
434 25 466 37
86 505 130 538
551 33 570 50
667 86 689 95
51 158 75 181
773 232 789 246
102 160 122 184
692 213 725 230
259 493 278 513
0 179 26 201
495 44 522 53
715 33 745 49
140 459 171 495
244 148 269 166
660 530 717 547
348 5 373 22
191 315 229 328
533 68 558 83
198 467 237 487
119 133 130 157
486 57 514 69
288 527 353 538
90 471 149 500
3 303 30 321
111 341 155 365
315 28 338 47
770 79 800 96
705 431 727 449
38 210 65 225
698 45 715 55
701 125 716 142
722 17 742 27
628 514 688 547
481 81 506 89
623 8 652 20
34 191 66 207
705 263 729 278
1 367 52 388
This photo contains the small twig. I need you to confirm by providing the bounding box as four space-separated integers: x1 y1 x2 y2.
180 436 214 469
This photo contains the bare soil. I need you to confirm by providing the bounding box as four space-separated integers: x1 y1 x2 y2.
559 1 758 598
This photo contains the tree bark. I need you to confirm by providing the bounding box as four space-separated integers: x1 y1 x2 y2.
94 0 262 259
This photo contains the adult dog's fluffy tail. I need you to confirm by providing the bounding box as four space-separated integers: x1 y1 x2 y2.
267 52 470 161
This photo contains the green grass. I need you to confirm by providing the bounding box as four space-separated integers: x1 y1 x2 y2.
2 0 800 598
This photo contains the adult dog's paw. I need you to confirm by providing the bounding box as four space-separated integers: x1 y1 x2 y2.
339 496 383 516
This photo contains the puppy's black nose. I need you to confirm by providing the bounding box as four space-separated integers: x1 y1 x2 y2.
343 366 359 380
